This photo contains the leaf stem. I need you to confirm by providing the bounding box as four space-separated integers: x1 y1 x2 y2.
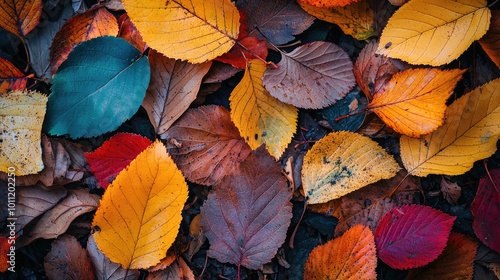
235 40 278 69
483 160 500 193
20 37 31 73
488 0 499 7
334 109 367 122
289 200 307 249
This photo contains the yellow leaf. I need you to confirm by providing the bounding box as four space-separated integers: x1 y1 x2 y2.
0 90 47 175
299 0 375 41
92 141 188 269
368 68 465 137
230 60 298 159
377 0 491 66
122 0 239 63
401 78 500 176
302 131 399 204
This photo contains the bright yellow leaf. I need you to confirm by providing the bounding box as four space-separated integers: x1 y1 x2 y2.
92 141 188 269
230 60 298 159
0 90 47 175
377 0 491 66
299 0 375 41
368 68 465 137
302 131 399 204
122 0 239 63
401 78 500 176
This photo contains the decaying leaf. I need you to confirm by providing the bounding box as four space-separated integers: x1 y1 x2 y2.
302 131 399 204
479 10 500 69
440 177 461 204
0 0 42 38
118 13 147 52
304 225 377 280
92 141 188 269
0 57 27 93
400 78 500 176
147 258 195 280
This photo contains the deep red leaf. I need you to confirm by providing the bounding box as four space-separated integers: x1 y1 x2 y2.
84 133 152 189
471 169 500 253
215 36 268 69
374 204 456 269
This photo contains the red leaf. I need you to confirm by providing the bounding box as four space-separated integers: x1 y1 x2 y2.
471 169 500 253
84 133 152 189
199 148 292 270
118 13 147 52
374 204 456 269
215 36 268 69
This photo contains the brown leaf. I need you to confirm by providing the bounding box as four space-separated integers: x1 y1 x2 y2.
202 61 241 84
147 258 195 280
165 105 252 186
187 214 205 260
440 177 462 204
44 234 96 280
118 13 147 52
479 10 500 69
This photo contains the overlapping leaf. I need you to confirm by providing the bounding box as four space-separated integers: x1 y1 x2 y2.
92 141 189 269
298 0 359 8
263 41 355 109
142 50 212 136
400 78 500 176
0 0 42 38
215 36 268 69
230 60 298 159
165 105 252 186
479 10 500 69
0 90 47 175
123 0 240 63
377 0 491 66
200 148 292 270
368 68 465 137
0 57 27 92
84 133 152 189
118 13 147 52
374 205 456 269
302 131 399 204
304 225 377 280
44 36 150 138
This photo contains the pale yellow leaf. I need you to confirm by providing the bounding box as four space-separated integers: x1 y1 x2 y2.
377 0 491 66
401 78 500 176
302 131 399 204
230 60 298 159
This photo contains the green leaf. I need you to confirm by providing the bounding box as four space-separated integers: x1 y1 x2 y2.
44 36 150 138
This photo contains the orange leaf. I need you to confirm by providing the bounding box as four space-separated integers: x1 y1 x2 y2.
118 13 147 52
368 68 465 137
479 10 500 69
0 57 27 92
304 225 377 279
0 0 42 38
50 7 119 73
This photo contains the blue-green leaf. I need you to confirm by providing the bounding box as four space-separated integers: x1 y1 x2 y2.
44 36 150 138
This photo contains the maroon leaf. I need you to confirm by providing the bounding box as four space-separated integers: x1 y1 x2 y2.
471 169 500 253
374 204 456 269
199 148 293 270
84 133 152 189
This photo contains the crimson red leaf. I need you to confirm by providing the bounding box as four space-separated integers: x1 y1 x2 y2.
215 36 268 69
471 169 500 253
199 148 292 270
374 205 456 269
84 133 152 189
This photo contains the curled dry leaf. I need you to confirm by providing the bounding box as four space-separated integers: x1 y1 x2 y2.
147 258 195 280
440 177 461 204
0 0 42 38
165 105 252 186
263 41 355 109
187 214 205 260
479 10 500 69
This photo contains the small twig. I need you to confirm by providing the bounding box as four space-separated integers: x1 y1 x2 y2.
334 109 367 122
483 160 500 193
289 200 307 249
489 0 499 7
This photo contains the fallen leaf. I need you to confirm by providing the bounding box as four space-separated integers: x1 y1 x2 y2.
230 59 298 159
0 57 27 92
215 36 268 69
50 7 118 74
440 177 461 204
44 234 96 280
405 233 477 280
374 205 456 269
44 36 150 138
200 148 292 270
187 214 205 260
302 131 400 204
0 0 42 38
471 169 500 253
299 0 375 40
84 133 152 189
104 0 124 11
368 68 465 137
263 41 355 109
118 13 147 52
298 0 360 8
142 50 212 136
321 89 367 132
307 198 342 218
377 0 491 66
372 0 397 37
237 0 314 45
165 105 252 186
92 141 189 269
400 77 500 176
147 258 195 280
202 61 241 84
123 0 240 63
304 225 377 280
0 90 47 175
479 10 500 69
0 236 16 272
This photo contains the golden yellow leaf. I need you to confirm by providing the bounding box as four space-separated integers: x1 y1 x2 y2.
122 0 239 63
401 78 500 176
368 68 465 137
0 90 47 175
377 0 491 66
299 0 375 41
302 131 399 204
230 60 298 159
92 141 189 269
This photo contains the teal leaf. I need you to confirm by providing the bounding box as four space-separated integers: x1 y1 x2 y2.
44 36 150 138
